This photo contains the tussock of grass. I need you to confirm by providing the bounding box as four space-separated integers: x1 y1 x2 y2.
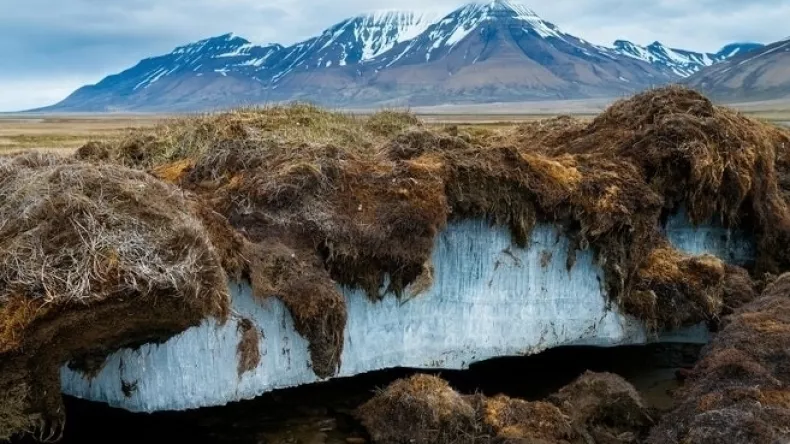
0 152 240 439
0 153 231 330
357 372 654 443
80 104 421 169
474 395 576 443
549 371 655 442
356 374 480 444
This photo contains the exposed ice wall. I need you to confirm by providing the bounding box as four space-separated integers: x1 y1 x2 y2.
60 213 751 413
664 206 755 266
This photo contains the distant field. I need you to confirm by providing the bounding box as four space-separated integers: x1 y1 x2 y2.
0 115 164 153
1 97 788 152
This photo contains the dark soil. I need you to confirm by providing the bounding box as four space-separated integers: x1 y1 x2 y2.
9 344 702 444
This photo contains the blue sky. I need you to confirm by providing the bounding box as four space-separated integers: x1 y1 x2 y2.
1 0 788 111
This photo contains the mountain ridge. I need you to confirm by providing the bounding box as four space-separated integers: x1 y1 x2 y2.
684 38 790 102
611 40 763 77
43 0 765 112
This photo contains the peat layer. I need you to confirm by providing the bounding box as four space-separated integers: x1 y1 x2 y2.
0 153 243 441
2 86 790 440
648 273 790 443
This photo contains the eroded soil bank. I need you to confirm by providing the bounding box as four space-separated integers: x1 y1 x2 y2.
3 86 790 440
11 344 701 444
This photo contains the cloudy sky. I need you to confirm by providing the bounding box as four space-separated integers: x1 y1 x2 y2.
1 0 788 111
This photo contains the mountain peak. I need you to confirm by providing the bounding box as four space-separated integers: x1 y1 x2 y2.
485 0 539 17
459 0 541 20
437 0 565 41
356 9 429 20
614 40 637 48
715 42 765 58
211 33 249 43
47 5 760 112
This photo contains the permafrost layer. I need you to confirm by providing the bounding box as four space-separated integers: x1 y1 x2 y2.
60 214 754 412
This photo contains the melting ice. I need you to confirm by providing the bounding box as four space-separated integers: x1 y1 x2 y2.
60 213 754 412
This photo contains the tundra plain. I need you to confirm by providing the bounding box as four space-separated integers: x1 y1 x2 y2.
3 98 789 153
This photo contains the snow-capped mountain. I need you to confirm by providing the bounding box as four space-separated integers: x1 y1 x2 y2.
44 0 763 112
130 34 283 88
356 0 677 104
269 11 436 75
685 38 790 102
51 34 286 111
612 40 764 77
372 0 572 66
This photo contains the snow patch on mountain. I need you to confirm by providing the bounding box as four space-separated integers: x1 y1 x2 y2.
613 40 715 77
428 0 566 52
613 40 765 77
357 11 437 60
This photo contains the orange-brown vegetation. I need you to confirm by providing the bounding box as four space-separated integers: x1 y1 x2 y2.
649 273 790 443
3 87 790 440
357 372 655 443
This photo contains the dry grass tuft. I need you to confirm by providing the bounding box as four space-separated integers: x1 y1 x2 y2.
358 372 655 443
356 374 479 444
0 153 229 326
0 152 236 439
549 371 654 443
76 104 419 169
474 395 577 443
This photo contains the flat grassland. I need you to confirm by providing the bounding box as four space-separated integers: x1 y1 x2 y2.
0 115 165 153
2 98 789 153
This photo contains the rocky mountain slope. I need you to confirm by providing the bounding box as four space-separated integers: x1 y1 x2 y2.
42 0 762 111
684 39 790 101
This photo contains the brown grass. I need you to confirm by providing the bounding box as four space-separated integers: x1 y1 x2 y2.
356 374 479 444
475 395 577 443
0 152 238 439
0 115 160 153
549 371 655 443
649 273 790 443
357 372 655 444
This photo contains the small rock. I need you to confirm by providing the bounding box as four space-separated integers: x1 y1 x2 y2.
316 418 336 431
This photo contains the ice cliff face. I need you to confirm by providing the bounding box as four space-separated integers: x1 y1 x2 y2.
60 214 753 413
